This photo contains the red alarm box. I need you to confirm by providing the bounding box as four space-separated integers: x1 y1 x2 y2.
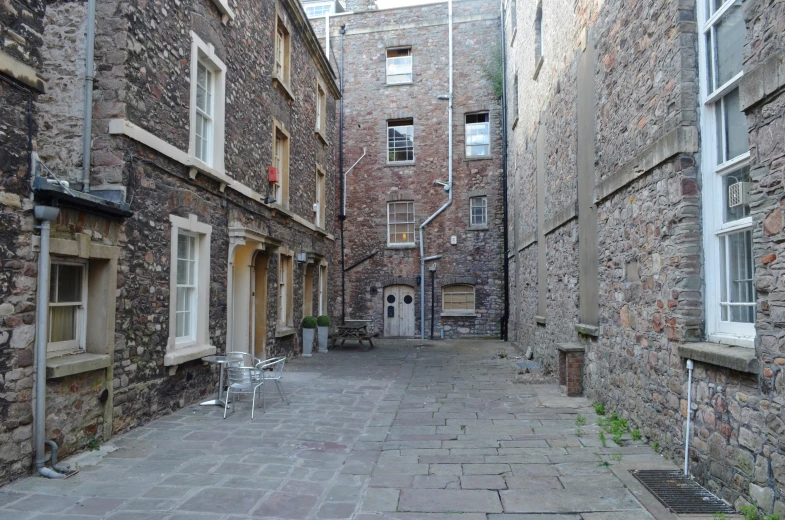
268 166 278 183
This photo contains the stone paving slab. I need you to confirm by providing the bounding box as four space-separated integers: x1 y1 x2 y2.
0 340 692 520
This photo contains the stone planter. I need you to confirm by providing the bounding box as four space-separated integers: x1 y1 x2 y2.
302 328 315 357
317 326 329 353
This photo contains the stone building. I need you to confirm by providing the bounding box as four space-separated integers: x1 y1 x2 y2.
309 0 505 339
504 0 785 514
0 0 339 484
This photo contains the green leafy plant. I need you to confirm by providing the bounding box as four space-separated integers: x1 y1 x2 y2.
575 427 584 437
739 505 781 520
598 413 630 446
598 461 612 468
599 431 607 447
482 44 503 99
316 315 330 327
713 513 729 520
87 438 100 451
302 316 317 329
593 402 606 416
611 452 623 462
631 429 642 441
576 414 587 426
652 441 659 452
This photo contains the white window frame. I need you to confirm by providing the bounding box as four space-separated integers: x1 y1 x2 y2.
189 32 226 174
698 0 754 347
465 113 490 157
470 196 488 226
387 120 414 163
278 253 293 328
386 47 413 85
315 164 326 228
318 263 328 316
175 231 199 344
305 1 333 18
168 214 212 352
442 284 476 316
47 260 88 356
387 201 416 247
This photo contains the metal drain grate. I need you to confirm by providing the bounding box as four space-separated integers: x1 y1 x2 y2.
516 361 540 370
631 470 735 515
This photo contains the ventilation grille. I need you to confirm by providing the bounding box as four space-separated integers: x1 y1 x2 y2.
631 470 735 515
728 181 751 208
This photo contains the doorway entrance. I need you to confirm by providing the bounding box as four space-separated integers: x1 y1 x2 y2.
383 285 415 337
251 251 271 360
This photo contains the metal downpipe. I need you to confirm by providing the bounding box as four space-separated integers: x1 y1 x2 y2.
499 0 510 341
33 208 65 478
420 0 453 339
81 0 97 193
339 25 346 324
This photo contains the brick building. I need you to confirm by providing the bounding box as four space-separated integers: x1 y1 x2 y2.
0 0 339 484
310 0 505 339
504 0 785 514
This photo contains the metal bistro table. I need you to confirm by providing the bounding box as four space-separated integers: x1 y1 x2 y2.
201 355 235 407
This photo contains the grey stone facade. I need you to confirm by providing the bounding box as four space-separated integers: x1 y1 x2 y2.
0 0 340 485
312 0 505 339
505 0 785 515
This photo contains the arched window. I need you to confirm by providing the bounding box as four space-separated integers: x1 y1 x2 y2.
442 285 476 315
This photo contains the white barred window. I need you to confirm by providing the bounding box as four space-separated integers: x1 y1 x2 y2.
700 0 753 346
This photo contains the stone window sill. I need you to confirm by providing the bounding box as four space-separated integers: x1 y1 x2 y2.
386 161 416 167
574 323 599 336
315 129 329 146
273 75 294 103
386 244 416 250
386 81 413 87
468 225 489 231
47 353 112 379
210 0 235 22
164 344 217 367
465 156 494 162
441 311 477 317
533 56 544 81
678 342 759 374
275 327 297 338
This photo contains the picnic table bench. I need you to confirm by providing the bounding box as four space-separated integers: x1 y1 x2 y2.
330 323 376 351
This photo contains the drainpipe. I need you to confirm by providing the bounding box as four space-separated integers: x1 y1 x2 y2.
499 0 510 341
33 205 66 478
420 0 453 339
684 359 694 475
339 25 346 324
81 0 97 193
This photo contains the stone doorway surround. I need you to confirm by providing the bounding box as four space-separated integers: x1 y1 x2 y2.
227 225 281 358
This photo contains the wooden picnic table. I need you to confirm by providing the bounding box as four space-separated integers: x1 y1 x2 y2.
330 323 375 351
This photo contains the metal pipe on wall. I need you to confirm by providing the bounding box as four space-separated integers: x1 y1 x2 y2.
33 206 65 478
81 0 97 193
499 0 510 341
419 0 453 339
339 25 346 324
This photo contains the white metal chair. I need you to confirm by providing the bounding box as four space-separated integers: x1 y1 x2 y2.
256 357 289 411
223 365 265 419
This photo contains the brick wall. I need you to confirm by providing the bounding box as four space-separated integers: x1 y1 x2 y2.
333 0 504 338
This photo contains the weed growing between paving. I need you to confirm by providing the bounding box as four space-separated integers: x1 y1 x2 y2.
598 412 629 446
736 505 781 520
593 402 606 415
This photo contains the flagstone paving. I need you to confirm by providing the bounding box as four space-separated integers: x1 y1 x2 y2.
0 340 729 519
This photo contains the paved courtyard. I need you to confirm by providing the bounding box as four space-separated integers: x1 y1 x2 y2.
0 340 718 520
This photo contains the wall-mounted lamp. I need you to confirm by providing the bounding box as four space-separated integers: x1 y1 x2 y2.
296 252 308 265
428 264 437 272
